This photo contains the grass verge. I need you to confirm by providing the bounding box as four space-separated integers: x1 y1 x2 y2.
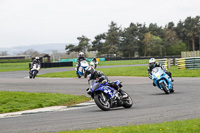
0 91 90 114
0 60 147 72
96 59 148 66
0 62 29 72
38 66 200 78
59 118 200 133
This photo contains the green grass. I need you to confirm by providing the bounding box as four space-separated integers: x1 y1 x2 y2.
0 59 147 72
97 59 148 66
38 66 200 78
59 118 200 133
0 91 90 113
0 62 30 72
72 59 148 67
0 59 31 63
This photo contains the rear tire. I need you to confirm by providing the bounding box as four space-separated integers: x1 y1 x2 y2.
94 93 110 111
160 82 170 94
170 87 175 93
84 73 87 78
76 72 81 78
121 91 133 108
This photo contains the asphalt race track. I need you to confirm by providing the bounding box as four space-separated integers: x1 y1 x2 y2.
0 66 200 133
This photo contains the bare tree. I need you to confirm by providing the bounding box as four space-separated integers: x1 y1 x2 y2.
19 49 40 57
0 51 8 56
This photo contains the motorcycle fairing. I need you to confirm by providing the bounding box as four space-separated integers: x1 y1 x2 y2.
152 67 173 90
91 82 116 98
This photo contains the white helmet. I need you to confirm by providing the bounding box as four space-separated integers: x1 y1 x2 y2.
149 58 156 67
35 57 39 60
79 52 84 57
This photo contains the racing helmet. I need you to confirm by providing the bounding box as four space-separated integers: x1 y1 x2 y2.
85 66 95 75
35 57 40 61
79 52 84 57
149 58 156 68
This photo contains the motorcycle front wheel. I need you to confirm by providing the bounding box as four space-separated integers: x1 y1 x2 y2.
160 82 170 94
94 92 110 111
32 71 36 79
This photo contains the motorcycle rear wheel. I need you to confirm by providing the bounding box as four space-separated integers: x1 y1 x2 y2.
121 91 133 108
84 73 87 78
94 93 110 111
160 82 170 94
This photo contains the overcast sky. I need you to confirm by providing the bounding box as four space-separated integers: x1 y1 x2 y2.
0 0 200 48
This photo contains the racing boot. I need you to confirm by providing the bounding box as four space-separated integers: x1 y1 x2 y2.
114 91 123 105
86 88 91 95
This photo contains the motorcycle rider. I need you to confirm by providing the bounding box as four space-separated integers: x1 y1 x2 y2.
29 57 41 74
76 52 86 75
92 57 97 63
85 66 122 94
148 58 173 86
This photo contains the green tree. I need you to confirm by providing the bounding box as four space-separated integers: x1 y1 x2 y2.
151 35 163 56
143 32 163 56
184 16 199 51
91 33 106 55
104 21 121 55
65 44 79 55
120 23 140 57
77 35 90 55
65 35 90 55
143 32 152 56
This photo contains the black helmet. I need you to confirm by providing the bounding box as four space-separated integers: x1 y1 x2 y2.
85 66 94 75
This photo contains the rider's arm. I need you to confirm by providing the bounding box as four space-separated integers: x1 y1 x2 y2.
82 57 86 61
157 63 166 72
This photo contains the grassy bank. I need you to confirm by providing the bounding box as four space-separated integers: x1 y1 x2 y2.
0 91 90 113
72 59 148 67
0 60 147 72
97 59 148 66
59 118 200 133
0 62 29 72
0 59 31 63
38 66 200 78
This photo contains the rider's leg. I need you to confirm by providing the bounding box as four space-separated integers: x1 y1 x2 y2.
165 71 174 82
108 82 119 91
76 62 80 75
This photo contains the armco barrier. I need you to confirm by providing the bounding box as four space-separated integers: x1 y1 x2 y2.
105 56 180 61
60 58 105 62
177 57 200 69
157 59 168 70
40 62 73 68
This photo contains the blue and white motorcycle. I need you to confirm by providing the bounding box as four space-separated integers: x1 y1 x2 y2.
87 80 133 111
152 67 174 94
75 60 89 78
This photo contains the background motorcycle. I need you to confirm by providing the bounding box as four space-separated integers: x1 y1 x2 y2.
152 67 174 94
30 63 40 79
75 60 89 78
90 60 98 68
87 80 133 111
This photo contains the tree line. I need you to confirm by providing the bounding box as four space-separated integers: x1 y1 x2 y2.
66 16 200 57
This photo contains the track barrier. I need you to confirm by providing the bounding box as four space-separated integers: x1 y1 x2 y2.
177 57 200 69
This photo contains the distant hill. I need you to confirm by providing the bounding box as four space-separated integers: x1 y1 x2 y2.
0 43 76 55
